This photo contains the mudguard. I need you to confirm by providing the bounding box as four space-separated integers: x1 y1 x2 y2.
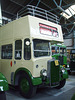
60 65 68 80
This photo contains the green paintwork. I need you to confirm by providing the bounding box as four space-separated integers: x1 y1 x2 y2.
52 44 68 69
60 65 68 81
50 61 60 86
52 54 60 60
14 68 42 86
71 94 75 100
62 68 68 79
63 56 67 65
53 54 67 65
14 65 68 87
52 44 66 48
0 72 9 91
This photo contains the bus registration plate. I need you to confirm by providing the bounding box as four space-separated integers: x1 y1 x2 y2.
55 60 59 66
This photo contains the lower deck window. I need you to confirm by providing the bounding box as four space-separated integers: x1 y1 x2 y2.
15 40 22 59
1 44 12 59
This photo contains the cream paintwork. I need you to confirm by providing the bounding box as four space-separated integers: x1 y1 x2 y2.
29 15 63 42
0 15 63 84
32 57 52 77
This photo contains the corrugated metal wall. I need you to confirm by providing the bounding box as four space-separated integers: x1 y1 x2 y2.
64 30 75 50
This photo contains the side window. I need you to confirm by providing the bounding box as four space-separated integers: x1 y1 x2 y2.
24 39 31 60
15 40 22 59
1 44 12 59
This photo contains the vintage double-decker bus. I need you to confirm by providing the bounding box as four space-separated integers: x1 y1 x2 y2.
0 5 68 98
51 44 70 73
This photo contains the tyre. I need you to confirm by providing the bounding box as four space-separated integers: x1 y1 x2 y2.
56 79 66 89
0 91 6 100
19 73 37 98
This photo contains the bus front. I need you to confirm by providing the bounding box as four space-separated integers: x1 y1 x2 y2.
28 15 68 89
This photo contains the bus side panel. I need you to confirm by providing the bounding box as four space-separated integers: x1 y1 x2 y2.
63 56 67 65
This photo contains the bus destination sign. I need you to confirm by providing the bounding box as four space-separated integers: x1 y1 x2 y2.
39 23 59 37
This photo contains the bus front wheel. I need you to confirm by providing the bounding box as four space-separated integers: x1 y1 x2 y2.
19 73 37 98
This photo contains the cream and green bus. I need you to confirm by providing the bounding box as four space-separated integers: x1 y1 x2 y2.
0 6 68 98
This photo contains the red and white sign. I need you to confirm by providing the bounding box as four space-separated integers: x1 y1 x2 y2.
40 27 52 36
39 23 58 37
53 31 58 37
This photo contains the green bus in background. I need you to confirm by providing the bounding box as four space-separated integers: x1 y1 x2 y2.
51 44 70 73
69 49 75 72
0 72 9 100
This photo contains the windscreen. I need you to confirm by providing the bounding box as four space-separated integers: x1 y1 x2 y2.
52 46 59 55
33 39 50 57
60 47 66 55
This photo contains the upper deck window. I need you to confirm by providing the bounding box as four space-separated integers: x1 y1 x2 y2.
33 39 50 57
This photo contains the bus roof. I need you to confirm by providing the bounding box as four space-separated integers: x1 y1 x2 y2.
0 15 63 44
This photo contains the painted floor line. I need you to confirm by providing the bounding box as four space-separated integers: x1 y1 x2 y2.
54 85 74 96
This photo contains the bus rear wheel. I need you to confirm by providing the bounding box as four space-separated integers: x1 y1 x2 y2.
0 92 6 100
19 73 37 98
56 79 66 89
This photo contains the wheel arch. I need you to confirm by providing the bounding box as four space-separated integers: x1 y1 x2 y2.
14 68 33 86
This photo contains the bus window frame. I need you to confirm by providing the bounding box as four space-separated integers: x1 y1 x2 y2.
24 38 31 60
1 44 13 59
33 39 51 58
51 46 59 55
15 39 22 60
59 47 67 56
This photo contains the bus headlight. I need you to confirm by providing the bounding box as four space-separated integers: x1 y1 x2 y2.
40 69 47 77
67 65 69 68
61 67 65 73
62 69 65 73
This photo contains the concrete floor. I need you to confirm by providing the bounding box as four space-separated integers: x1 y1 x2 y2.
6 73 75 100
